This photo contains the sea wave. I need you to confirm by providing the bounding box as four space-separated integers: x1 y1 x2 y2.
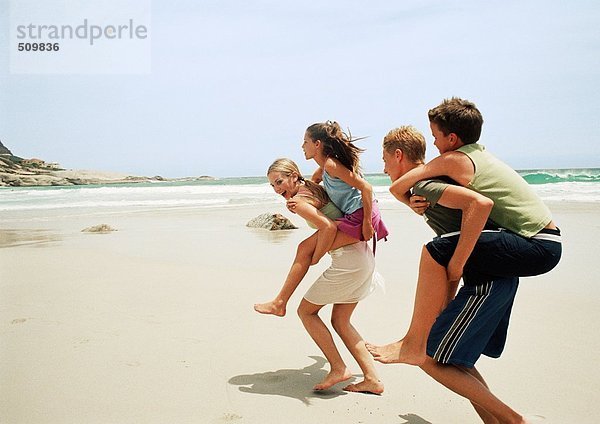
367 169 600 186
518 168 600 184
0 183 280 212
1 168 599 212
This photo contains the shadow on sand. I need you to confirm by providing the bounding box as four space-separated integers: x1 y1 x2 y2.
228 356 353 405
398 413 433 424
229 356 434 422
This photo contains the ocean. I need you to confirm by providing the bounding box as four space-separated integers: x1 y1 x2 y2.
1 168 599 218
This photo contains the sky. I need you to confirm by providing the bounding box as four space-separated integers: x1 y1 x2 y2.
1 0 599 178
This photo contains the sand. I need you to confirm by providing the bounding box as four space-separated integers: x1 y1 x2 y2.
1 201 599 423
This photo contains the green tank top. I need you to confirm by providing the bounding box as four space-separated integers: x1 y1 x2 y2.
413 179 464 236
295 185 343 229
306 201 343 229
457 144 552 237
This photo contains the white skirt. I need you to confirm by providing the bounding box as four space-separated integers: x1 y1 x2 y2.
303 241 382 305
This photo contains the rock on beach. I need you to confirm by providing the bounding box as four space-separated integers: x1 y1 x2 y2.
246 213 297 230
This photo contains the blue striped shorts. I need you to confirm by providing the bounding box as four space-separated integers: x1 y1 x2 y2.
427 277 519 367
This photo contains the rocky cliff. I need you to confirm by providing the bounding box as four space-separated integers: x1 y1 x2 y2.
0 140 13 156
0 140 206 187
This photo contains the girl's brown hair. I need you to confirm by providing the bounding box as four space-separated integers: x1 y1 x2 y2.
305 121 364 173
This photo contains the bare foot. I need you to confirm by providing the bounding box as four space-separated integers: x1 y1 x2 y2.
253 299 286 317
313 368 352 391
343 379 384 395
365 339 426 366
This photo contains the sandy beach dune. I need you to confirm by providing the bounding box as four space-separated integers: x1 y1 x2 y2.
1 202 599 423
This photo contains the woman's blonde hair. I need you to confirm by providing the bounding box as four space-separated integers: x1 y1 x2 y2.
267 158 329 206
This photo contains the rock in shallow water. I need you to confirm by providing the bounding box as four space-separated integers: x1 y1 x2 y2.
246 213 297 230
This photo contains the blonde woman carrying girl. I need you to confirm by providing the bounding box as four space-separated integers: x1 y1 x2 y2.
255 121 388 317
262 158 383 394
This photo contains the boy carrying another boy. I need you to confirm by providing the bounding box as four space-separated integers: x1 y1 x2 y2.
367 98 561 422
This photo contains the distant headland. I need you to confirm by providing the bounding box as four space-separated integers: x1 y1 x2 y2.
0 140 215 187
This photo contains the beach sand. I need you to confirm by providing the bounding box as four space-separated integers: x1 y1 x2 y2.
1 201 599 423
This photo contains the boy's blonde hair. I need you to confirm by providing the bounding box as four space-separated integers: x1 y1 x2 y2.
382 126 426 164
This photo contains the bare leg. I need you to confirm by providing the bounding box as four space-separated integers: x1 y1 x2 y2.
331 303 384 395
421 357 526 423
366 246 448 366
254 231 359 317
463 367 500 423
297 299 352 390
254 233 318 316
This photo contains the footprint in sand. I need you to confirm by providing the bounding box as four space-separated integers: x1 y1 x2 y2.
74 339 90 348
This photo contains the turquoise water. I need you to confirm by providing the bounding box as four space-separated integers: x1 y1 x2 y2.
371 168 600 186
1 168 599 214
518 168 600 184
158 168 600 187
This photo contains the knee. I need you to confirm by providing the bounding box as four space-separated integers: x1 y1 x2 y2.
297 303 313 322
297 305 306 320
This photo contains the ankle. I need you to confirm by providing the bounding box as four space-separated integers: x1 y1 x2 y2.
363 375 381 384
273 297 287 306
328 364 348 374
403 333 426 349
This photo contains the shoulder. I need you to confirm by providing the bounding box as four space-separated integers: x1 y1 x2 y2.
427 151 474 180
292 188 320 208
414 179 449 196
324 157 363 182
323 158 339 175
414 178 450 189
438 150 472 164
458 143 485 153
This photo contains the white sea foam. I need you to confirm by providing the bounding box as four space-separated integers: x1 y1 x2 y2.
1 177 598 215
0 183 279 213
530 182 600 202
